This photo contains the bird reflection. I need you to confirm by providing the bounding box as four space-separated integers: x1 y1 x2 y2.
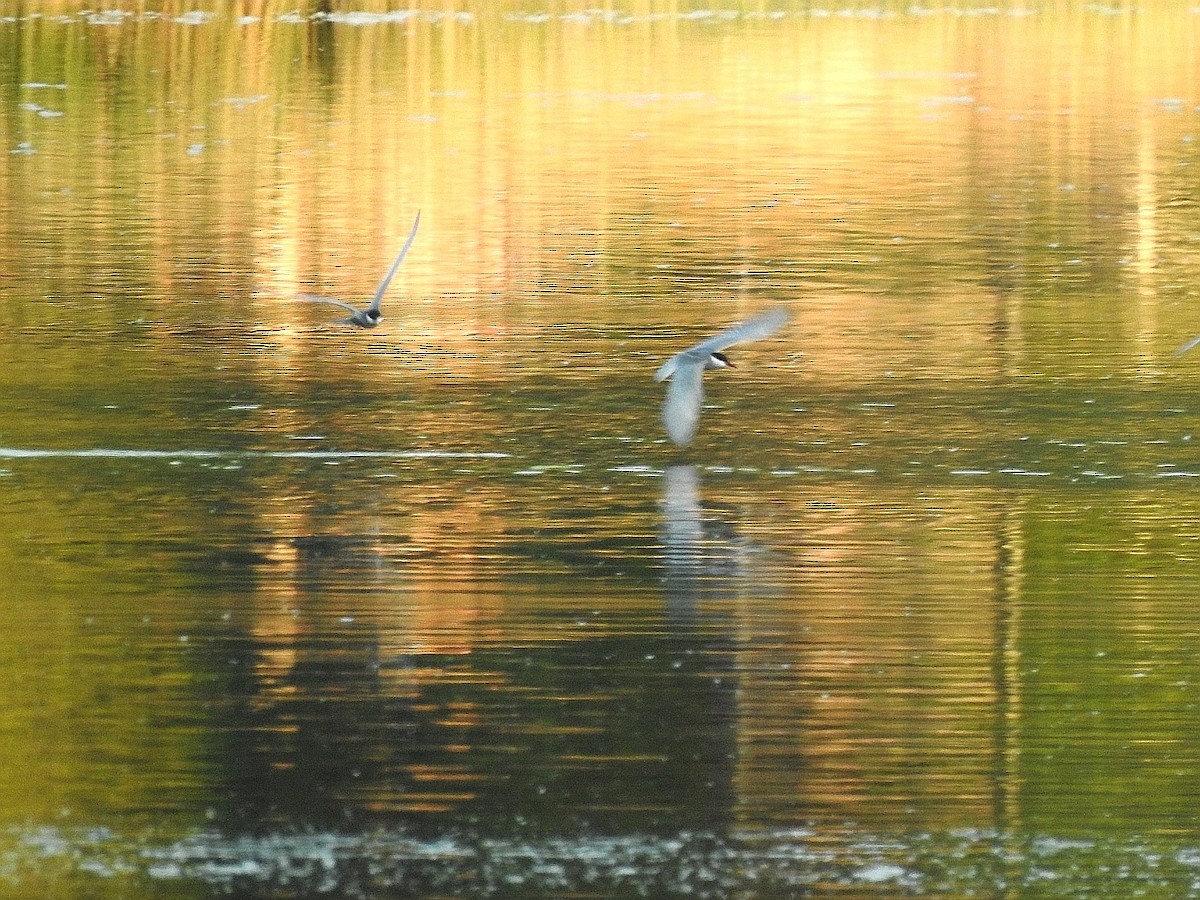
659 464 753 627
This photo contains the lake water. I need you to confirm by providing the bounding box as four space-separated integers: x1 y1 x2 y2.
4 2 1200 896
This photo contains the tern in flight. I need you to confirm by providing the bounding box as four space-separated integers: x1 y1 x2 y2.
654 307 790 447
299 211 421 328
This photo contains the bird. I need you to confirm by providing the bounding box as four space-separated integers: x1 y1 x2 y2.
654 307 790 447
298 211 421 328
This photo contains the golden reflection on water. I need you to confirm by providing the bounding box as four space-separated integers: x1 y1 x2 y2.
4 2 1199 400
5 4 1200 888
732 485 1026 830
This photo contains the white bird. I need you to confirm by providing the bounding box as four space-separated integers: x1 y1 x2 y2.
298 211 421 328
654 307 790 447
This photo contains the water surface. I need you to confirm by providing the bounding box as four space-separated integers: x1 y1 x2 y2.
4 2 1200 896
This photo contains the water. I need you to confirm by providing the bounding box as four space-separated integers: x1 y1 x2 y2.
4 1 1200 896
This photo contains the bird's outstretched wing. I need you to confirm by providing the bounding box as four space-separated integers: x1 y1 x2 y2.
369 210 422 314
1176 334 1200 356
661 358 706 447
297 293 362 315
655 307 790 382
689 307 790 357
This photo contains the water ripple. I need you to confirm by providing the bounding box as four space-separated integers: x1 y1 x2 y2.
0 447 510 461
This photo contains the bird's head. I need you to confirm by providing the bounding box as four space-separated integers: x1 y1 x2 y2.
707 351 735 370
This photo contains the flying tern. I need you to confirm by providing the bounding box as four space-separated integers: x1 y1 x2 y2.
298 211 421 328
654 307 790 447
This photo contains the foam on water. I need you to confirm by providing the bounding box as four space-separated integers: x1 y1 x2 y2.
5 826 1200 897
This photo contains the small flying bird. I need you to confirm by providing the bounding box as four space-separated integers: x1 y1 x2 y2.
298 211 421 328
654 307 790 447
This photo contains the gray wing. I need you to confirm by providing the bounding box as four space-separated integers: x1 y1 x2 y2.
298 293 361 315
689 307 790 357
655 353 683 382
656 307 789 381
1176 334 1200 356
661 358 706 447
369 210 422 314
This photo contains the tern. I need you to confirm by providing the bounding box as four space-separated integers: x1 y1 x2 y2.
298 211 421 328
654 307 790 447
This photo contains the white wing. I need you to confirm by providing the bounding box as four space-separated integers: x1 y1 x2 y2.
654 355 681 383
297 293 361 315
687 307 790 357
1176 334 1200 356
661 359 706 447
369 210 422 313
656 307 789 382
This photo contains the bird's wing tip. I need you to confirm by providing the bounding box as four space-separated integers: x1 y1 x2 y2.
764 306 791 326
1176 335 1200 356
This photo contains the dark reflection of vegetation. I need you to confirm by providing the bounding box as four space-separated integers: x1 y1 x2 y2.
205 631 738 837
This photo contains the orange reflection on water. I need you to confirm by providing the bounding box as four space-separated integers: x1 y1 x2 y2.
733 487 1021 831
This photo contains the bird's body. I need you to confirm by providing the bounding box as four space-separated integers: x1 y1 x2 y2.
299 211 421 328
654 307 789 447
